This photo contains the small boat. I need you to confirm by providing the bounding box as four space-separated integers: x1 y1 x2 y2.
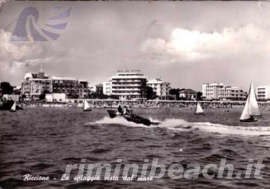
195 101 204 115
107 109 159 126
83 100 92 112
10 101 16 112
240 82 261 122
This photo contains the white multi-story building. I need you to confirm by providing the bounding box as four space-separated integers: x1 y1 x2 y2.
21 69 51 99
256 86 270 101
202 82 224 100
147 78 171 99
219 86 246 101
202 82 246 101
103 81 112 95
110 70 147 100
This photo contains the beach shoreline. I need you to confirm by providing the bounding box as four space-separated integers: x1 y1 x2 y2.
8 105 270 127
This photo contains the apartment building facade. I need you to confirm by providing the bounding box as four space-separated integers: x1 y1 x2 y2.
202 82 246 101
21 71 52 99
202 83 224 100
103 81 112 96
147 78 171 99
21 68 88 99
110 70 147 100
219 86 246 101
256 86 270 101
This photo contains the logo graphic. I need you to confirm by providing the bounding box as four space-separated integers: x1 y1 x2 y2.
10 7 71 41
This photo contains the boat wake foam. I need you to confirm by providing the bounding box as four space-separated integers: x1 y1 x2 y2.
86 116 148 127
85 117 270 136
160 119 270 136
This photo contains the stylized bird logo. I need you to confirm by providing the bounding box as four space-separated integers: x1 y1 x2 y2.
10 7 71 41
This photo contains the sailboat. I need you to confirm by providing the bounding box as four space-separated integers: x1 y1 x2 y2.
195 101 204 115
10 101 16 112
83 100 92 112
240 82 261 122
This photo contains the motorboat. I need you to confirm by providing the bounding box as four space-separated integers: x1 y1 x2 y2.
107 109 159 126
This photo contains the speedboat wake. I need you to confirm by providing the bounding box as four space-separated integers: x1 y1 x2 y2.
85 117 270 136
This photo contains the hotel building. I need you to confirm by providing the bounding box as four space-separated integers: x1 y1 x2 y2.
202 82 246 101
21 68 52 99
256 86 270 101
21 67 88 99
219 86 246 101
147 78 171 99
110 70 147 100
51 76 78 95
50 77 88 98
202 82 224 100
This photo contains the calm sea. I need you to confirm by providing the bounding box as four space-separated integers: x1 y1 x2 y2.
1 107 270 189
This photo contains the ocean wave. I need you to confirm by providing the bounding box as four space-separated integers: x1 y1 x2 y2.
85 117 270 136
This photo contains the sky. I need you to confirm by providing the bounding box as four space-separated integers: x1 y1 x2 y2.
1 1 270 91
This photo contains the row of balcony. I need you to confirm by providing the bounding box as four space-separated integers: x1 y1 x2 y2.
112 89 144 92
112 84 141 87
112 87 142 90
112 93 141 95
112 79 146 83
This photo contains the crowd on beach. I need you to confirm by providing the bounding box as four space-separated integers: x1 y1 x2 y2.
19 99 253 109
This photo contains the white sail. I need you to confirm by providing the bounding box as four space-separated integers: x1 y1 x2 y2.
248 82 261 116
195 101 204 114
240 82 260 121
240 98 250 120
83 100 91 111
10 101 16 112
